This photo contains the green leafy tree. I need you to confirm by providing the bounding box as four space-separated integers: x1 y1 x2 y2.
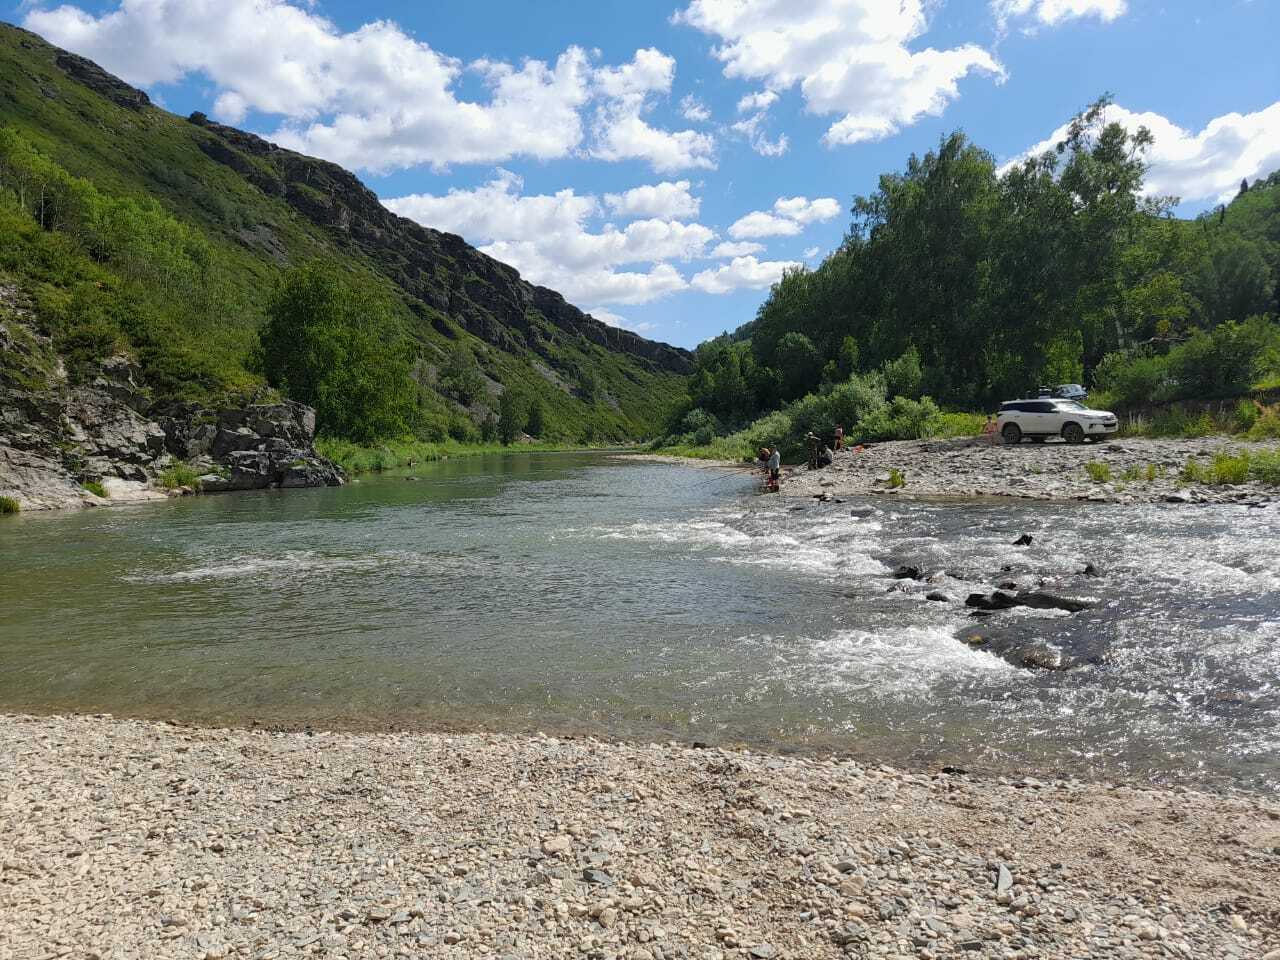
525 395 546 438
440 342 486 406
882 347 924 399
261 260 416 443
497 389 525 444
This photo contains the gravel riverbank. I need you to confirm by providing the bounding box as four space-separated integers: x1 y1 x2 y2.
2 714 1278 960
783 437 1280 505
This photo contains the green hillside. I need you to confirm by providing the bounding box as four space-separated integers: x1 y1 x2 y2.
0 23 690 444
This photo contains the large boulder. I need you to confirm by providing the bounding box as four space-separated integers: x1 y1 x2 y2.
159 399 342 493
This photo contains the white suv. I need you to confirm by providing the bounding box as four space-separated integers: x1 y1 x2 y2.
997 398 1118 444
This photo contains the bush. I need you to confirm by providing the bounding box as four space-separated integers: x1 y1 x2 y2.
159 463 202 490
1093 350 1170 408
1181 452 1249 486
1085 461 1112 483
1166 317 1276 399
858 396 941 441
928 412 986 438
82 480 107 498
887 467 905 488
1235 399 1261 433
1250 450 1280 486
1247 408 1280 440
0 496 18 515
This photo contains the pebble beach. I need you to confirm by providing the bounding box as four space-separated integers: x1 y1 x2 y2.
3 714 1278 960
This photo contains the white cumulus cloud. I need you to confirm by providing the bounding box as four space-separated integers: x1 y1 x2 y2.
680 94 711 123
584 307 657 334
587 47 716 172
728 196 841 239
604 181 701 220
992 0 1127 29
24 1 712 174
675 0 1004 146
691 256 800 294
384 171 714 306
711 240 766 257
1004 102 1280 204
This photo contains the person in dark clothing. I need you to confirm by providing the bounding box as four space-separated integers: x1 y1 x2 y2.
804 432 820 469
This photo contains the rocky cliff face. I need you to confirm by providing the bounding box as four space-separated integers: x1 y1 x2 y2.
185 115 691 374
0 293 342 511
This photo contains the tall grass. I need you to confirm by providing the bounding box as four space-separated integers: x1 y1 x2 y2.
82 480 107 498
1180 450 1280 486
0 495 18 515
159 463 203 490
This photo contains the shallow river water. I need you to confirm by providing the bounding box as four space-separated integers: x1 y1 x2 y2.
2 452 1277 791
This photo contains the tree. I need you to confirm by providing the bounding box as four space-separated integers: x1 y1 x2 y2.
774 331 821 400
498 389 525 444
525 395 546 437
261 260 416 442
440 342 486 406
480 412 498 443
882 347 924 399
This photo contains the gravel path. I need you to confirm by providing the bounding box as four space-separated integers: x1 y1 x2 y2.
3 714 1278 960
783 437 1280 505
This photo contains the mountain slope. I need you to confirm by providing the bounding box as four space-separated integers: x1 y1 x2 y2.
0 22 689 443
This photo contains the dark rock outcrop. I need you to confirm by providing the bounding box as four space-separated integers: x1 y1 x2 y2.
162 400 342 492
53 49 150 110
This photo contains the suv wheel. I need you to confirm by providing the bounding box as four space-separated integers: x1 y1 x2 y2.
1062 422 1085 444
1002 423 1022 445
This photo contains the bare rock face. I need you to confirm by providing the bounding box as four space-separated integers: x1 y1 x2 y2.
0 444 91 511
0 312 342 509
64 386 168 482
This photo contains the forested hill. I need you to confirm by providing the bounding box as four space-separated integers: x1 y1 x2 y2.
663 99 1280 455
0 22 690 445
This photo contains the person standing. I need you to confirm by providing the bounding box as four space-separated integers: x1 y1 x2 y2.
804 432 820 469
834 424 844 451
767 446 781 490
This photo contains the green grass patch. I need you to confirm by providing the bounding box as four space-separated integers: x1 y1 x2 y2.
1085 461 1112 483
927 412 987 438
0 495 18 514
887 467 906 489
1180 451 1257 486
159 462 202 490
316 437 596 475
1247 409 1280 440
82 480 107 498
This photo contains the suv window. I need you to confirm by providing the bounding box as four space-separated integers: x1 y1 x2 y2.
1029 402 1056 413
1001 402 1032 412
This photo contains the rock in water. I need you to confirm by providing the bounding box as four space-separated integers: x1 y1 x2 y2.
893 564 924 580
1013 534 1034 546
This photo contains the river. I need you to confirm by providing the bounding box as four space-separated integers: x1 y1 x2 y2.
1 451 1276 791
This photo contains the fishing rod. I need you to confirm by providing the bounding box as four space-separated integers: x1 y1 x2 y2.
688 466 760 489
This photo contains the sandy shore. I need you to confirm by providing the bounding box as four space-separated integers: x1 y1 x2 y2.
2 714 1278 960
782 437 1280 505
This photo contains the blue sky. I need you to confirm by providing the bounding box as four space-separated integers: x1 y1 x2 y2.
15 0 1280 349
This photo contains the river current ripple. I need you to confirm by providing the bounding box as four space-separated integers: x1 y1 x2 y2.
1 452 1276 791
